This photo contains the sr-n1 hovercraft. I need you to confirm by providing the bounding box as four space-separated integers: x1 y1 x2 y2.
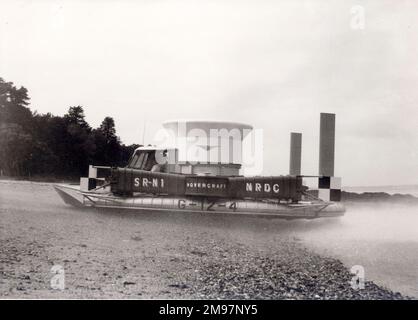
54 113 345 219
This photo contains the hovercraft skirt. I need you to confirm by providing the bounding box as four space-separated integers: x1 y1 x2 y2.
54 184 345 219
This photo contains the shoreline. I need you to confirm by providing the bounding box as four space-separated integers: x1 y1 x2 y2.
0 176 79 184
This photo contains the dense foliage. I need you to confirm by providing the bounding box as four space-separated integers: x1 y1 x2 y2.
0 77 139 178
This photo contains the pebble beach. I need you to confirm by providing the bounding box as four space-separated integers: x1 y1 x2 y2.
0 180 413 299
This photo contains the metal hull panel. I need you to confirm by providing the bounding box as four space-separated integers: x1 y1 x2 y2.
54 184 345 219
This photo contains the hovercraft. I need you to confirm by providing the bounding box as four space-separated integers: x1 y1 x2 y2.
54 115 345 219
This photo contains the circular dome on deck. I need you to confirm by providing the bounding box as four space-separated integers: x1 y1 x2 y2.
162 120 252 136
162 120 253 172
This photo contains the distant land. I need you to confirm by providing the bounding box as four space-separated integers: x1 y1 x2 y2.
342 191 418 204
343 185 418 197
342 184 418 203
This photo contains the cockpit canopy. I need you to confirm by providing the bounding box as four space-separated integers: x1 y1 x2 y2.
127 147 167 172
126 146 241 176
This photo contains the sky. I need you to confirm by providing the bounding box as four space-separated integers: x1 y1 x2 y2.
0 0 417 186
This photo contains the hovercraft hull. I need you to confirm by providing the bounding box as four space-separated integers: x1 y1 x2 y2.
54 184 345 219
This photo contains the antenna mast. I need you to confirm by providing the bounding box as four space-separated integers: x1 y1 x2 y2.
142 119 146 146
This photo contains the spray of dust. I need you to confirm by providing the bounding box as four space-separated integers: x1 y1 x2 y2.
286 202 418 298
185 201 418 297
289 202 418 243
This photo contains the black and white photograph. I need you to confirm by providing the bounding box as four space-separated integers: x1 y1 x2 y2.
0 0 417 310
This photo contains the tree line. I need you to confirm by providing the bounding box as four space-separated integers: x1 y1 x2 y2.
0 77 139 179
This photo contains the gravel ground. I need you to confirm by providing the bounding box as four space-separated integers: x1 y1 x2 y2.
180 240 406 299
0 181 410 299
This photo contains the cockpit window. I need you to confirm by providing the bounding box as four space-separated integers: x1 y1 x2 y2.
128 154 138 168
143 152 156 171
135 152 146 169
128 150 157 171
128 151 144 169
